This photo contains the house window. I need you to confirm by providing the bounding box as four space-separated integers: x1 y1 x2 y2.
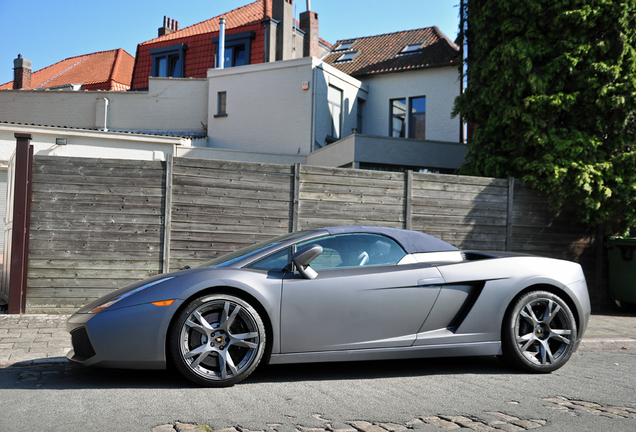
409 96 426 139
328 85 343 141
335 41 355 51
391 98 407 138
150 44 187 77
335 51 358 62
224 46 246 67
215 91 227 117
390 96 426 139
357 98 365 134
213 31 254 68
399 44 422 55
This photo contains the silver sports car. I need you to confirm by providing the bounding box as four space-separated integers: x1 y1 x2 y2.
67 226 591 387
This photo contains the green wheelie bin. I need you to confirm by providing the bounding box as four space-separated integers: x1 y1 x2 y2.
607 237 636 308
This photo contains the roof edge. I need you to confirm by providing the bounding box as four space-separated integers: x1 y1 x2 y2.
140 0 265 46
431 25 460 52
349 59 460 78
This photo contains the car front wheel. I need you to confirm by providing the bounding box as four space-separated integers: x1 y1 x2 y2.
502 290 577 373
169 294 266 387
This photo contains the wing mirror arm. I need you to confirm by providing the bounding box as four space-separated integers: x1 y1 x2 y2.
292 244 323 280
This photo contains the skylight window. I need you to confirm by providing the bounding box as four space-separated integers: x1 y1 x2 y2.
336 41 355 51
336 51 358 62
399 44 423 55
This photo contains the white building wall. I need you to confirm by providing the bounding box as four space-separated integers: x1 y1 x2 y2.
0 124 184 164
360 67 460 143
207 58 313 155
312 62 368 151
0 78 208 133
0 168 6 256
206 57 367 156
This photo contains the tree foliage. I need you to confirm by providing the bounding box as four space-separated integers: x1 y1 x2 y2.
454 0 636 231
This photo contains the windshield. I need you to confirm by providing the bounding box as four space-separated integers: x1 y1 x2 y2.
197 231 309 268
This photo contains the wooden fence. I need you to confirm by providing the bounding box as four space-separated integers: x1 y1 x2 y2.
23 155 602 313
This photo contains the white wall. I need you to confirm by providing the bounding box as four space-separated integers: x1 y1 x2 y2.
207 58 313 155
177 146 306 165
0 78 208 134
360 66 460 143
206 57 367 157
0 124 185 164
312 61 368 151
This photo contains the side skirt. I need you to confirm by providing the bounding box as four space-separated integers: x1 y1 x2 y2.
268 341 502 365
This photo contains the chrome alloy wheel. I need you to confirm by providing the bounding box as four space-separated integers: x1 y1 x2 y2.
514 298 573 365
503 290 577 373
172 294 265 386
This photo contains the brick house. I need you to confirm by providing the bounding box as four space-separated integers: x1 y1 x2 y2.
131 0 330 90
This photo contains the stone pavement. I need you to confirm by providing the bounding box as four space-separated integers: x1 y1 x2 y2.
0 312 635 368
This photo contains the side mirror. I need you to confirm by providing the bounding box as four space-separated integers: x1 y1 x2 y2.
292 244 323 279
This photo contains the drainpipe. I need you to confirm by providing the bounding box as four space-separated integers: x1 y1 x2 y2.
218 18 226 69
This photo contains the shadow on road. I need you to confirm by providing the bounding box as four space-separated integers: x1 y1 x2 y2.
0 355 520 390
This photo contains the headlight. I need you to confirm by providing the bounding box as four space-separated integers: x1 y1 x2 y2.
90 277 175 313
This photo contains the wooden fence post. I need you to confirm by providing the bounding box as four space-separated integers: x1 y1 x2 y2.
405 170 413 230
506 177 515 251
292 163 301 232
8 134 34 314
162 154 173 274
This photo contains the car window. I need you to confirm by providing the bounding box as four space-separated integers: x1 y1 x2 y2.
247 247 292 272
199 231 307 268
296 233 406 270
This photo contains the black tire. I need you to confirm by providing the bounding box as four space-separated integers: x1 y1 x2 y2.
169 294 266 387
502 290 577 373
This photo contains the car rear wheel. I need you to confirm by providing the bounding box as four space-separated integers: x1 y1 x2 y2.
502 290 577 373
169 294 266 387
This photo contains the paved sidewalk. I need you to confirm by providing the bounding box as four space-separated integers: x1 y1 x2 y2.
0 312 635 368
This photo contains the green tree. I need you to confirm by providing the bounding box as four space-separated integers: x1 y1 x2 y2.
454 0 636 231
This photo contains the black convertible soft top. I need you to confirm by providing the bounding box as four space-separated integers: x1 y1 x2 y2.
323 226 459 254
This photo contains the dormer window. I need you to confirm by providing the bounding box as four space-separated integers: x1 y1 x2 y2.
335 41 355 51
399 44 423 55
150 44 188 77
336 51 358 62
212 31 254 68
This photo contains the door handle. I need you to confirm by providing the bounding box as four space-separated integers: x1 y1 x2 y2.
417 277 445 286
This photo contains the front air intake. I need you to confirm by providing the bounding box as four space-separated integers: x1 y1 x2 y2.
70 327 96 361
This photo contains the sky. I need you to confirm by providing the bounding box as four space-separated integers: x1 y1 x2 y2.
0 0 460 86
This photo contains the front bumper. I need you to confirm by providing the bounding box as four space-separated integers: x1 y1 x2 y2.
65 299 183 369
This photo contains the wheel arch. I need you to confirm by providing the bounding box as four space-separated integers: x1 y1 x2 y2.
164 285 275 367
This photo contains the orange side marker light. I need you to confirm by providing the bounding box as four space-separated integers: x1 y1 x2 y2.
152 300 175 307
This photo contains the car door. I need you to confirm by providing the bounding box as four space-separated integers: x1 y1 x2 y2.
279 233 445 353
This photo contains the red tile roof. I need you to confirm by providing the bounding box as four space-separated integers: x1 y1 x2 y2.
323 27 460 77
0 49 134 91
141 0 267 46
132 0 270 89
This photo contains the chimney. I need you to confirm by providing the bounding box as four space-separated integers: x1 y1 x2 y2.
299 9 319 58
273 0 293 61
159 16 179 37
13 54 32 90
264 0 273 19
